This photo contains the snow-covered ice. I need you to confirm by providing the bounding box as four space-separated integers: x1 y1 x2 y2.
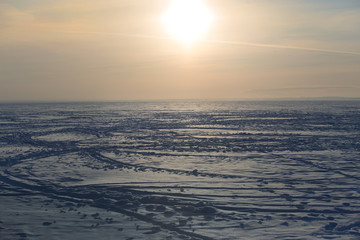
1 101 360 239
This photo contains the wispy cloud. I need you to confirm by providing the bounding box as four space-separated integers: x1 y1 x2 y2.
250 86 355 93
41 29 360 56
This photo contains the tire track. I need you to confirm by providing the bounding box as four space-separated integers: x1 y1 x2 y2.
0 171 214 240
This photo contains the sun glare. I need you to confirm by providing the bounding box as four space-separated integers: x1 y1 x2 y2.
162 0 214 45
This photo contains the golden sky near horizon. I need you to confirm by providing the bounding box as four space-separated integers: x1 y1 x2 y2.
1 0 360 101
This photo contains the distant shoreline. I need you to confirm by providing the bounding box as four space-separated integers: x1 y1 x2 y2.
1 97 360 104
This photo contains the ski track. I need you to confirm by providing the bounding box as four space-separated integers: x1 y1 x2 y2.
1 101 360 239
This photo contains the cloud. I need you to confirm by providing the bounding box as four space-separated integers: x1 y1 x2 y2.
0 0 167 45
251 87 354 93
246 86 360 99
0 4 35 27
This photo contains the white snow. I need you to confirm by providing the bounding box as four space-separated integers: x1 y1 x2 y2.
1 101 360 239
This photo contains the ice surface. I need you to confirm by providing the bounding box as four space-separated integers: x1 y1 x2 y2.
1 101 360 239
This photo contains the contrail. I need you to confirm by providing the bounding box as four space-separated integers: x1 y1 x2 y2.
57 30 360 56
206 39 360 56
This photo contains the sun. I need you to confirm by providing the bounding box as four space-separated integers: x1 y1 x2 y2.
162 0 214 45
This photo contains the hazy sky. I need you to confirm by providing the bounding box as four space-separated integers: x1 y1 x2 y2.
1 0 360 101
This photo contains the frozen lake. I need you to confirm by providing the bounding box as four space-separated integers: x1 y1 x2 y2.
1 101 360 239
